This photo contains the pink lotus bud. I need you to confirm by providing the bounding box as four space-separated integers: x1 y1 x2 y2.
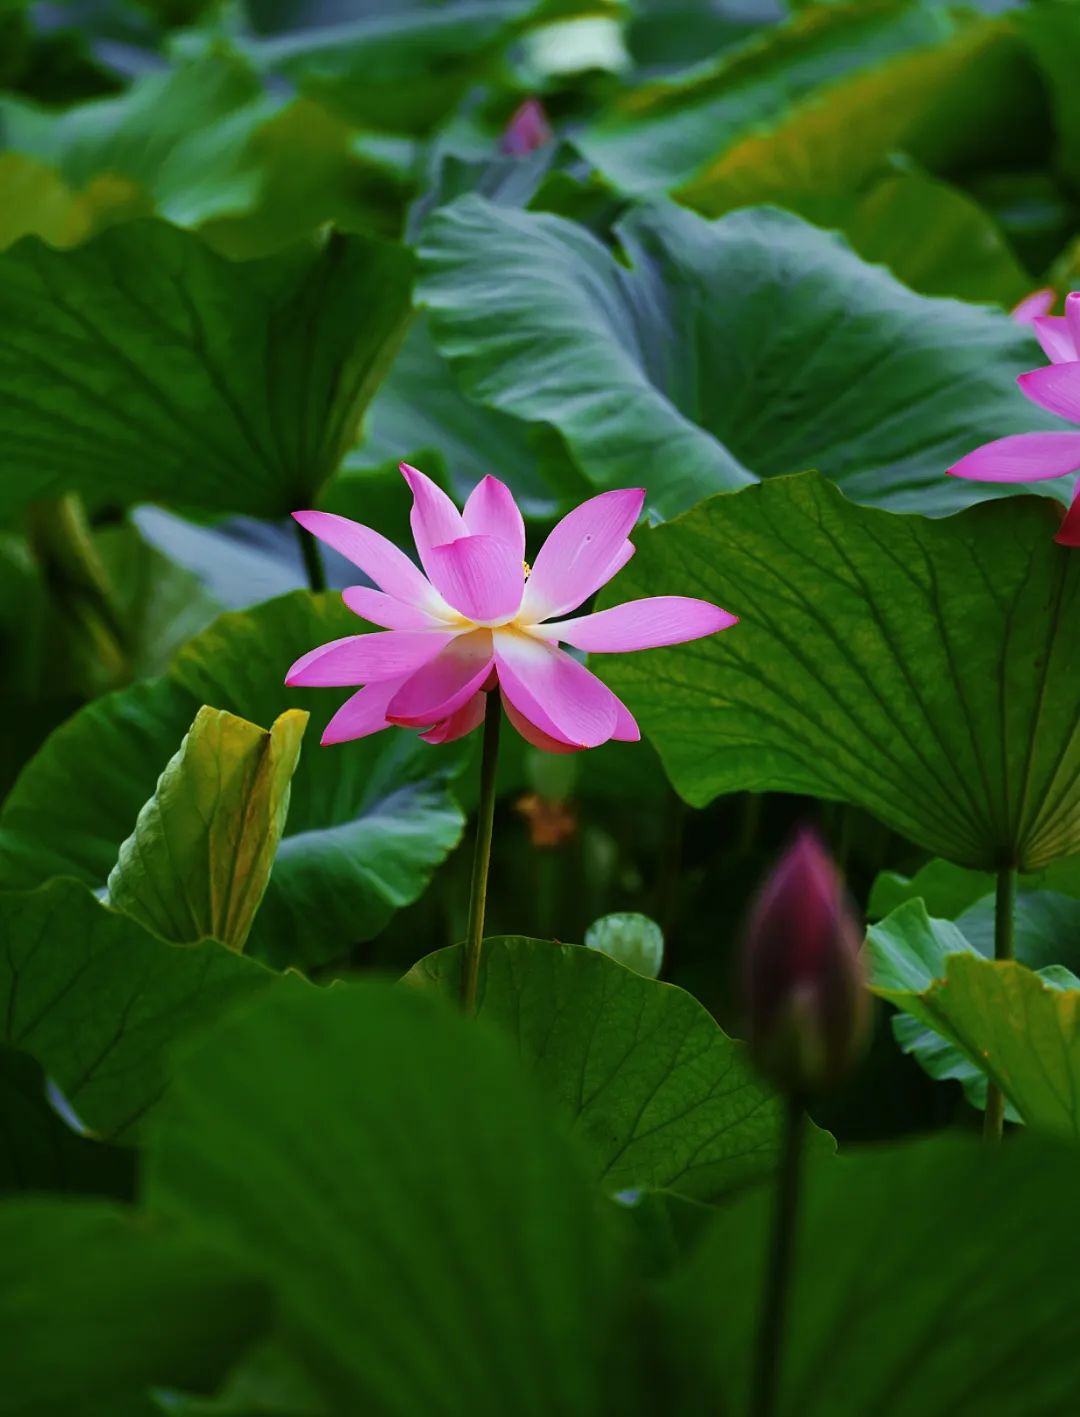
500 98 553 156
743 828 869 1095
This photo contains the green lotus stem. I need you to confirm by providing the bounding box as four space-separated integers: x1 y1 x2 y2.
295 521 327 593
983 864 1018 1142
462 691 502 1011
27 494 129 688
750 1093 805 1417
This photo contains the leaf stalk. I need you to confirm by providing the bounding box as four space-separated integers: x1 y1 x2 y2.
462 690 502 1011
983 864 1018 1142
750 1092 805 1417
295 522 327 593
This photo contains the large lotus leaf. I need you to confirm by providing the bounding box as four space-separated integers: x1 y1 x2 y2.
196 96 413 258
0 879 273 1142
0 594 466 969
623 0 784 74
153 1340 324 1417
404 132 628 247
243 0 599 135
845 852 1080 1117
9 1391 159 1417
867 885 1031 1124
871 860 998 921
869 899 1080 1136
0 1044 135 1199
108 706 307 952
0 545 66 801
335 314 587 521
0 1198 270 1415
0 49 275 231
0 219 412 519
0 54 409 258
420 104 1027 303
598 474 1080 871
0 0 119 106
1018 1 1080 188
890 1009 1007 1119
9 510 222 710
419 197 1063 520
892 887 1080 1115
579 3 1042 210
406 937 831 1201
663 1132 1080 1416
833 169 1030 306
93 522 223 679
145 979 635 1417
131 506 309 611
951 890 1080 970
868 853 1080 920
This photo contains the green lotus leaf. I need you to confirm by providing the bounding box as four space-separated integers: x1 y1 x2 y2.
419 198 1060 519
599 474 1079 871
406 937 832 1200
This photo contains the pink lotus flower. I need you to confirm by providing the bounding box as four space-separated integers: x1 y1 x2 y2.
947 290 1080 547
287 465 736 751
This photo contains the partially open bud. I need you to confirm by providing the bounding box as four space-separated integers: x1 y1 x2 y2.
500 97 553 156
743 828 869 1096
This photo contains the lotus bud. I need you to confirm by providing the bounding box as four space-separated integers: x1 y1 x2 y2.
743 828 869 1095
500 98 553 156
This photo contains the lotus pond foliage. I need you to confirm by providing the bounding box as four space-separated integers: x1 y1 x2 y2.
2 1 1080 1414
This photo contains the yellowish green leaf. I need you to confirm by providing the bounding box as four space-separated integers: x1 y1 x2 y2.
581 3 1042 217
0 152 142 252
678 13 1025 218
107 706 307 951
869 900 1080 1136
